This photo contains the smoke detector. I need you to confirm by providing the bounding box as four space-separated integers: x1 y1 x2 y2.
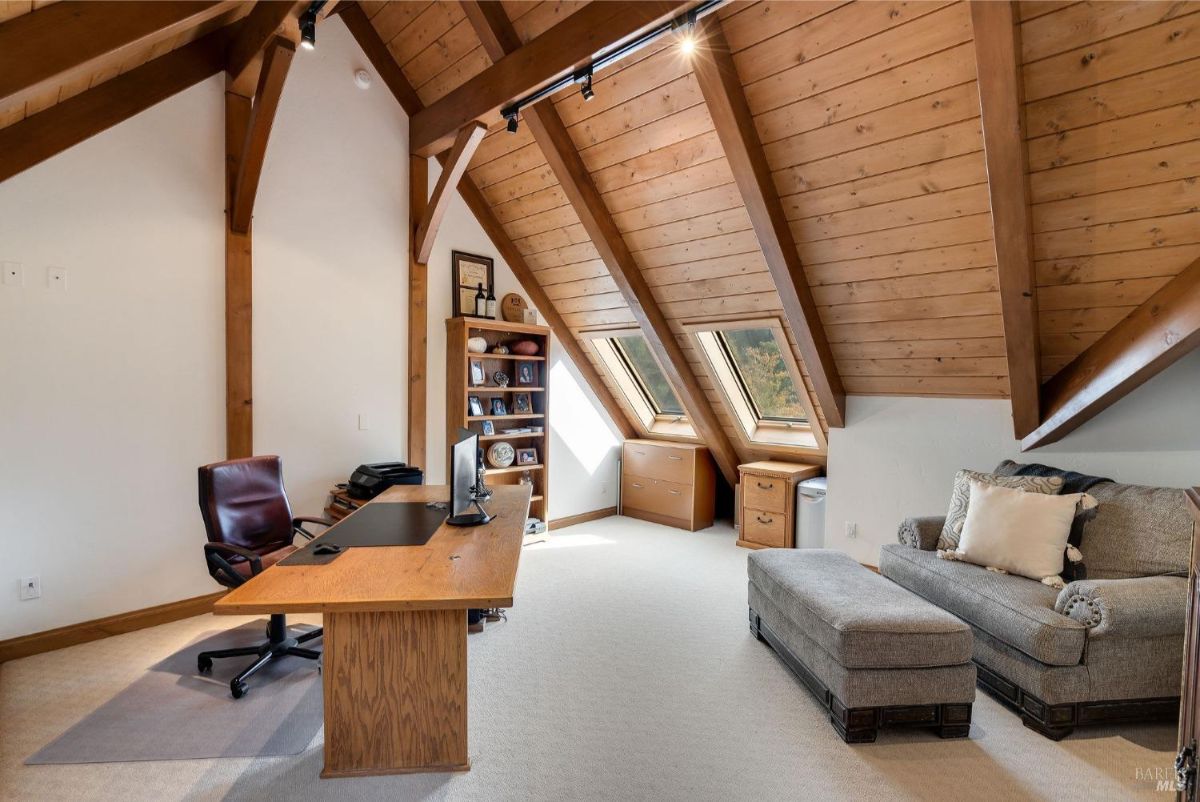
354 69 371 90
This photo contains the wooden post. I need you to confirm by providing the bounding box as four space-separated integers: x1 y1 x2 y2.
409 155 429 471
225 89 254 459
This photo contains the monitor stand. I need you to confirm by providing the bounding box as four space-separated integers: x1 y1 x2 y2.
447 497 493 527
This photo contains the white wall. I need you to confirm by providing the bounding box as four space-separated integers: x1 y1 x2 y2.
825 349 1200 565
0 18 621 639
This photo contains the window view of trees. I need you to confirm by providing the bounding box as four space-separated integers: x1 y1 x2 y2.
612 335 685 416
719 329 806 421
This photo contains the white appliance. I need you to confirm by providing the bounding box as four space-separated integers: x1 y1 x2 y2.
795 477 826 549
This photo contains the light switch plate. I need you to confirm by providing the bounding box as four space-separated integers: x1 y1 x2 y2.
47 266 67 291
2 262 21 286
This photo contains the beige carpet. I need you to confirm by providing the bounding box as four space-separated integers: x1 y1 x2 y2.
0 516 1177 801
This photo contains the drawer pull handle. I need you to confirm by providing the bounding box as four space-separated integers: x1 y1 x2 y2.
756 481 774 490
667 455 682 461
668 490 681 496
756 516 773 525
632 483 644 489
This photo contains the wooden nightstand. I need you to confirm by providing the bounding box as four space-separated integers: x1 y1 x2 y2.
737 461 822 549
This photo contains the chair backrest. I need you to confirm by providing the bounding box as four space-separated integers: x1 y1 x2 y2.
198 456 295 555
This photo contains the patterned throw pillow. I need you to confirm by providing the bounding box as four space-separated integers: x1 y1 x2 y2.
937 469 1064 551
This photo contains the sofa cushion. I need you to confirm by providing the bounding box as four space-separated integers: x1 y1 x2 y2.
747 549 971 669
1081 483 1191 579
938 469 1063 551
879 544 1086 667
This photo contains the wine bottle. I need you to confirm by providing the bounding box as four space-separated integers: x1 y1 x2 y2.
485 285 497 319
474 283 486 317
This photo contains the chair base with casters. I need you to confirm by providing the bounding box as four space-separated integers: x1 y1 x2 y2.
197 613 323 698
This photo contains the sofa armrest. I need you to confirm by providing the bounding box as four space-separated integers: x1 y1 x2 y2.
1054 575 1188 638
897 516 946 551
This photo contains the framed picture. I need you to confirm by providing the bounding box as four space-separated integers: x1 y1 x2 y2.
516 447 538 466
516 361 537 387
490 397 507 416
452 251 494 318
467 396 484 417
513 392 532 414
480 420 495 436
469 359 485 386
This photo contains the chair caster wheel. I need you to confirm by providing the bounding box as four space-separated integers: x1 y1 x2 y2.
198 656 213 673
230 680 248 699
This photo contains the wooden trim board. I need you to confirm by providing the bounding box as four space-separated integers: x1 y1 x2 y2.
0 591 227 664
549 507 616 530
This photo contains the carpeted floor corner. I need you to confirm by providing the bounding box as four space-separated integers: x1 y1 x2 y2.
0 516 1177 801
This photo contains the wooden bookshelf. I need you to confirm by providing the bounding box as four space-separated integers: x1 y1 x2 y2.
447 317 551 525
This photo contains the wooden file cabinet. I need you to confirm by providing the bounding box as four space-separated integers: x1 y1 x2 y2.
737 461 822 549
620 439 715 531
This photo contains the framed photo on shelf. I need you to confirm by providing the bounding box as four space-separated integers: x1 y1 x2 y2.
469 359 485 386
516 447 538 466
513 393 532 414
490 397 508 416
452 251 494 318
516 361 537 386
481 420 495 436
468 396 484 417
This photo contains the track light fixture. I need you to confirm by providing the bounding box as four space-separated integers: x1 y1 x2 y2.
505 110 519 134
575 69 594 102
673 9 698 55
299 0 326 51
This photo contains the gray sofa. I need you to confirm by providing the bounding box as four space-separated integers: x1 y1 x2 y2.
879 464 1192 739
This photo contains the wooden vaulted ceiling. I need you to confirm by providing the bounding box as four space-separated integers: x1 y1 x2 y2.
362 0 1200 458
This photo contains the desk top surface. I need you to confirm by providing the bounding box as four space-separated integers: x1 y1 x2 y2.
213 484 531 615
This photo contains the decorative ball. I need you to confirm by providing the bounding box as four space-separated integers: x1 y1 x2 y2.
487 442 515 468
510 340 539 356
493 371 510 387
491 344 510 355
466 337 487 353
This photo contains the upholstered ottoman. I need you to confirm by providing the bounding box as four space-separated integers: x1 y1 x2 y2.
748 549 975 743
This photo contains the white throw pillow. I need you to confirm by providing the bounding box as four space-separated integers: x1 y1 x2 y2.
955 480 1084 581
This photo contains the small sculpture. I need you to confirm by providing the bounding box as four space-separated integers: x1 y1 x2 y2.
491 344 510 355
493 371 510 388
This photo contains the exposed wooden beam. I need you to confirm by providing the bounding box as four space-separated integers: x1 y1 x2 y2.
691 17 846 429
0 0 236 112
340 2 637 442
225 89 254 459
226 1 306 97
409 0 688 157
409 155 429 470
230 37 295 234
0 27 233 183
971 0 1041 438
465 1 741 486
1023 257 1200 451
414 122 488 265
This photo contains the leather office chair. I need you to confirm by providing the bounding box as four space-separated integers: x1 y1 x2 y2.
197 455 332 698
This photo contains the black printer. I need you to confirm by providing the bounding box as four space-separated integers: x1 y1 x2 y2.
346 462 423 500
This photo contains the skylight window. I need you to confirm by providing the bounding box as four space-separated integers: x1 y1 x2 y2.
584 328 694 438
714 328 806 423
609 334 685 417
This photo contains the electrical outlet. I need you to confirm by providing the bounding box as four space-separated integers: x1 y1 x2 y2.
845 521 857 539
47 266 67 291
2 262 21 286
19 575 41 601
600 482 610 496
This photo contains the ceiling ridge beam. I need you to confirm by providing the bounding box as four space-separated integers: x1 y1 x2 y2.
338 1 637 442
409 0 690 158
691 16 846 429
970 0 1041 438
415 121 489 264
1023 255 1200 451
230 37 296 234
464 1 742 487
0 0 238 112
0 26 236 184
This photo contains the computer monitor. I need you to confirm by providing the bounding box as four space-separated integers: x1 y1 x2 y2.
447 428 491 526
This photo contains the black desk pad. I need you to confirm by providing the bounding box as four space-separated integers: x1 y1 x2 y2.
280 501 448 566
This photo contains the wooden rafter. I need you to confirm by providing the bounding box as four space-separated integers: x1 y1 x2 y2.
970 0 1041 438
691 16 846 429
414 121 488 265
464 0 741 487
229 37 295 234
0 0 236 112
1023 257 1200 451
226 1 307 97
0 27 234 183
338 1 637 445
409 0 688 157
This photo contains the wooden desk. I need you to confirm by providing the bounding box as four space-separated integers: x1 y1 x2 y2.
214 484 531 778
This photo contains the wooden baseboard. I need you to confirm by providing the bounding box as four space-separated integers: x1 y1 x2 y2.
0 590 227 664
549 506 616 530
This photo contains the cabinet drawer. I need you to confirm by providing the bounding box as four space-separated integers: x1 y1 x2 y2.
742 507 789 548
742 473 788 514
623 442 694 485
622 475 692 522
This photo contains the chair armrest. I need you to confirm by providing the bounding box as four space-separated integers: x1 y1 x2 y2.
293 516 336 540
203 542 262 586
897 516 946 551
1055 575 1188 638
